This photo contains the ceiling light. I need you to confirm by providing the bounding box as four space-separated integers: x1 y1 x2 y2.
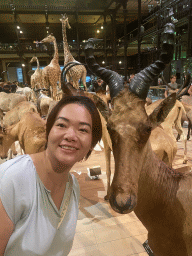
102 61 105 64
17 26 20 29
97 30 100 33
20 31 23 34
101 26 104 29
119 61 122 64
22 64 25 67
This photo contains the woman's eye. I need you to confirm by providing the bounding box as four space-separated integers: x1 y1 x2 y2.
57 123 66 128
79 128 89 133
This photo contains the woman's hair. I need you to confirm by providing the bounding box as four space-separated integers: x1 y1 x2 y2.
46 95 102 159
170 75 176 79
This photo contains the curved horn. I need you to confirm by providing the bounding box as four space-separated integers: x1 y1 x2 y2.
129 23 175 99
61 62 85 83
62 61 82 72
176 73 191 99
84 39 124 100
61 62 85 94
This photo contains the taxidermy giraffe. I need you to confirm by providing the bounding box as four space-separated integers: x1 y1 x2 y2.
29 56 43 103
29 56 42 90
40 34 61 100
60 13 87 91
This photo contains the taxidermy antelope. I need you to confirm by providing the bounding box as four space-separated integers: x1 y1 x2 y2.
84 23 192 256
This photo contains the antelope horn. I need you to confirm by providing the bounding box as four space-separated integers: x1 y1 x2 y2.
61 61 84 83
176 73 191 99
129 23 175 99
61 62 85 95
84 39 124 100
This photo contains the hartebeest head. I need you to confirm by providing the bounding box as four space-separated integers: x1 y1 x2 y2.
84 23 176 214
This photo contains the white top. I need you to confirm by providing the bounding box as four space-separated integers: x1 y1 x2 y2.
0 155 80 256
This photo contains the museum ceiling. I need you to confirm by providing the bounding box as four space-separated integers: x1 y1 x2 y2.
0 0 160 55
0 0 189 58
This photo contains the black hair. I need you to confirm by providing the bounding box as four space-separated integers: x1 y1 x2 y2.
46 95 102 159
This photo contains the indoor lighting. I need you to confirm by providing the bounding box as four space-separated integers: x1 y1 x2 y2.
20 31 23 34
22 64 25 67
119 61 122 64
102 61 105 64
17 26 20 29
101 25 104 29
97 30 100 33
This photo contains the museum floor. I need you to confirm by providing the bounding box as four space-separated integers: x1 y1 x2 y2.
68 126 192 256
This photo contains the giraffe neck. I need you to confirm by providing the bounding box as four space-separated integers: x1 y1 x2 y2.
36 58 40 70
61 21 75 64
52 38 59 63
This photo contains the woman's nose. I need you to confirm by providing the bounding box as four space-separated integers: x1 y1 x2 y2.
64 127 77 141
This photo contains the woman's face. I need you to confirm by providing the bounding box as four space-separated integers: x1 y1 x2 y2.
46 103 92 169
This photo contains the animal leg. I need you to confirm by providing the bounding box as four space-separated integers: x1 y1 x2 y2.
82 70 87 91
10 142 17 156
52 86 57 101
175 121 188 164
175 107 188 164
101 135 112 200
187 121 191 140
176 120 184 141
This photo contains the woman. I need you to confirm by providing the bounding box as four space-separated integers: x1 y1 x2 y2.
0 95 102 256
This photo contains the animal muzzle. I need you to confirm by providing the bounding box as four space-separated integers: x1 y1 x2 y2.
109 192 137 214
0 155 7 160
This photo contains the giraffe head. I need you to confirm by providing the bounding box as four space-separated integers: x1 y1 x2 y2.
29 56 38 63
60 13 71 29
40 34 55 44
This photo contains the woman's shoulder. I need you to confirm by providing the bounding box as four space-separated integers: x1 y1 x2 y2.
0 155 36 224
0 155 35 182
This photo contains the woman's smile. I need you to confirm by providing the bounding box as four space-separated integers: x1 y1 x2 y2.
46 103 93 168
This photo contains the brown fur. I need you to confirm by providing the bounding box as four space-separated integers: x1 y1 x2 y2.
0 112 46 159
2 101 38 128
108 88 192 255
0 92 27 112
146 98 188 163
150 126 177 167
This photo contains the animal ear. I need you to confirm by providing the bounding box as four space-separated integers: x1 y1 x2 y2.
148 93 176 129
92 94 110 121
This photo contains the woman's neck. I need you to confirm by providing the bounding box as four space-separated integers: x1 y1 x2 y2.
30 151 70 191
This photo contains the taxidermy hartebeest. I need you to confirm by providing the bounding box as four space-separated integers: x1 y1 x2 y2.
84 23 192 256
